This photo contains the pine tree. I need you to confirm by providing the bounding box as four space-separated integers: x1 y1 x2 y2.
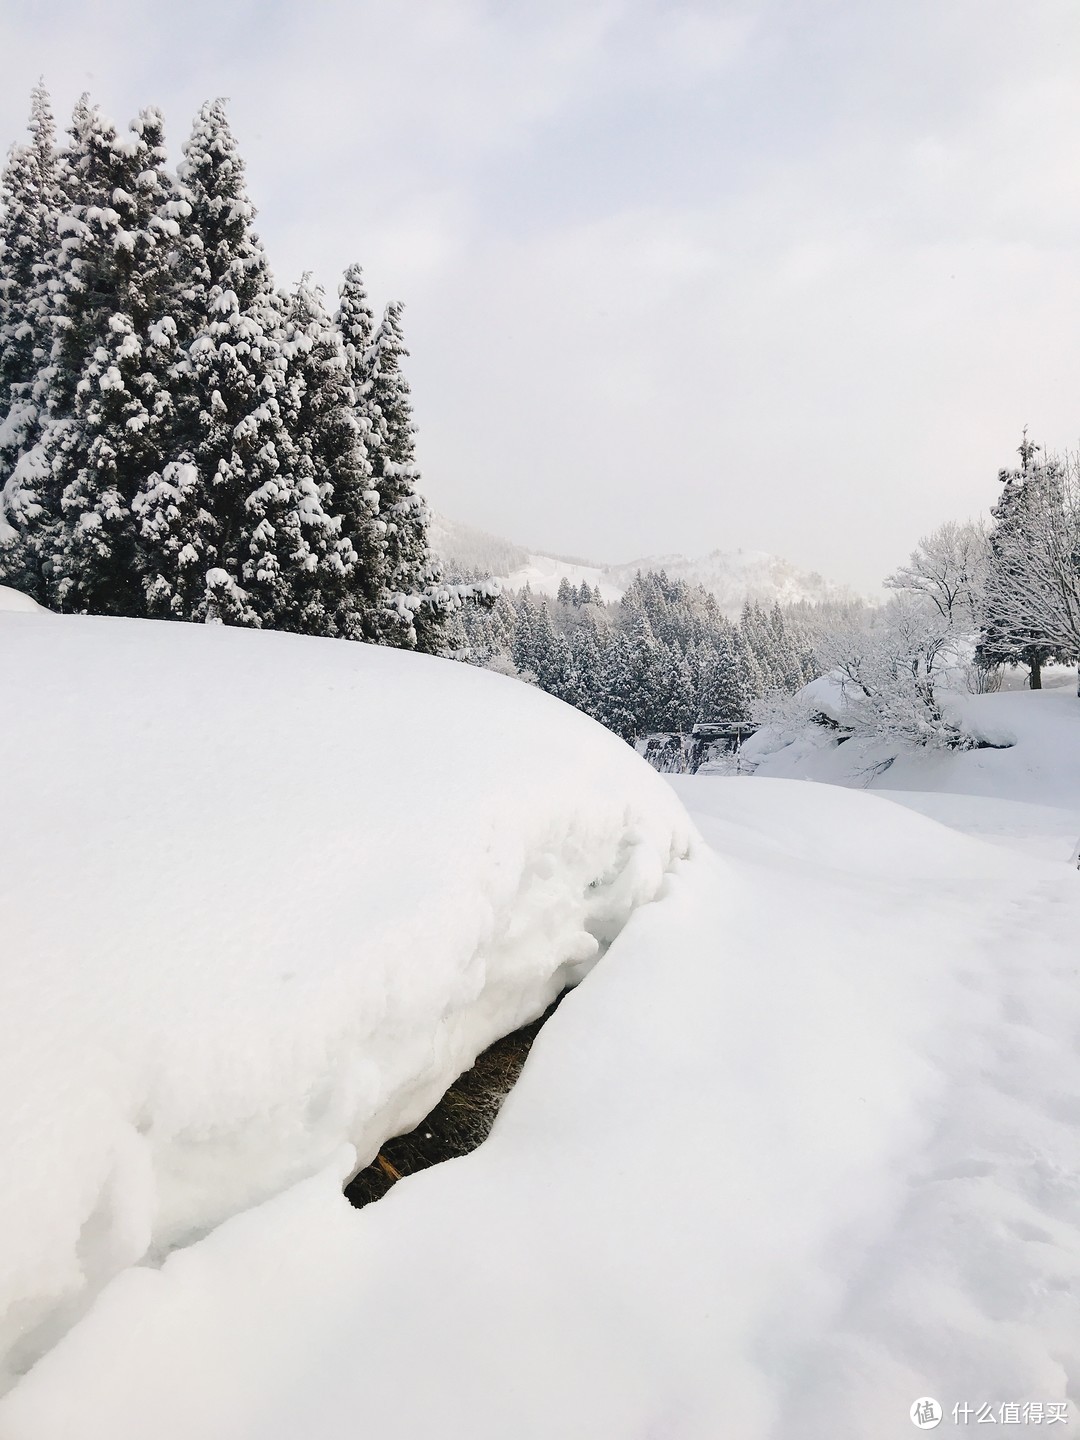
732 629 764 719
135 101 340 628
280 275 382 637
512 588 538 676
978 434 1069 688
347 294 445 651
0 83 60 484
697 629 744 724
595 629 639 741
36 104 183 614
571 623 604 718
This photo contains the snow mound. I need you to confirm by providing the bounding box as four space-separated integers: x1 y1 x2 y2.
6 777 1080 1438
0 585 45 613
0 611 691 1391
749 686 1080 847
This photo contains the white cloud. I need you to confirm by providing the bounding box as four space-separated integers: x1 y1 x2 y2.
2 0 1079 587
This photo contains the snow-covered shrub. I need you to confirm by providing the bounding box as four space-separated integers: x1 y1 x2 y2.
816 596 973 749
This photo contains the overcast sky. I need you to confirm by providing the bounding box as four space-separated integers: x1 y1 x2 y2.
3 0 1079 588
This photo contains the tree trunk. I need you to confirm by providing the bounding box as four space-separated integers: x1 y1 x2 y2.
1029 652 1043 689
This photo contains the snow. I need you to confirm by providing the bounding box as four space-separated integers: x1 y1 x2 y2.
603 545 861 615
0 584 45 613
2 610 1080 1438
0 610 690 1393
504 550 623 604
747 685 1080 860
3 656 1080 1435
430 513 861 615
499 545 859 614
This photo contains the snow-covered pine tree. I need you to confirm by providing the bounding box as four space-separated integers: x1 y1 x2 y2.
341 287 446 652
696 627 745 724
739 601 777 688
33 104 186 614
512 588 538 677
621 593 661 735
0 84 63 592
279 274 382 637
570 622 604 718
732 628 765 718
654 640 696 732
136 100 339 628
595 628 639 741
0 84 61 486
978 434 1077 688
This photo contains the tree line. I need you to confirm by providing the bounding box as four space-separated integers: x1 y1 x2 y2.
0 86 463 648
446 569 819 742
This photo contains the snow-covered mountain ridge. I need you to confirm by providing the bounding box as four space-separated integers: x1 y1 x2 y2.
431 513 858 616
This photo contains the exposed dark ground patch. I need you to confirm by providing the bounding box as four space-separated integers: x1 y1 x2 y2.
345 993 565 1208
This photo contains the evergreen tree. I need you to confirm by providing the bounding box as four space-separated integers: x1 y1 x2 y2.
0 84 63 589
570 623 604 718
279 275 382 637
512 588 538 676
0 83 60 482
978 434 1070 688
340 282 444 652
135 101 340 628
696 629 744 723
595 629 639 741
38 104 183 614
732 629 764 719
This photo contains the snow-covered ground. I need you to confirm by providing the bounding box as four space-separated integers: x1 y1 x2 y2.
2 614 1078 1439
0 607 689 1395
746 684 1080 863
0 583 45 613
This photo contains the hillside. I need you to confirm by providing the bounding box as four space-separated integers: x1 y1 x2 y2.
431 514 857 616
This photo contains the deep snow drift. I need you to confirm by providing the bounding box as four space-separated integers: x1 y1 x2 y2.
0 608 690 1392
3 710 1080 1436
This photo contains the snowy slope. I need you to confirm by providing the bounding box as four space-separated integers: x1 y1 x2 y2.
4 739 1080 1434
504 550 623 604
0 611 690 1392
0 584 44 613
746 686 1080 862
430 515 856 614
603 545 857 613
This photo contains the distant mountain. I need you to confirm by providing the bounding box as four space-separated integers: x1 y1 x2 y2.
602 548 854 615
431 514 857 617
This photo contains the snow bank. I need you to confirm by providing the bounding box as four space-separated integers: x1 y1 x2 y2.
748 686 1080 858
0 611 691 1390
4 777 1079 1438
0 585 45 613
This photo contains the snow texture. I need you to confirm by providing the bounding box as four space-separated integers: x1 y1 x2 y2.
0 610 690 1393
